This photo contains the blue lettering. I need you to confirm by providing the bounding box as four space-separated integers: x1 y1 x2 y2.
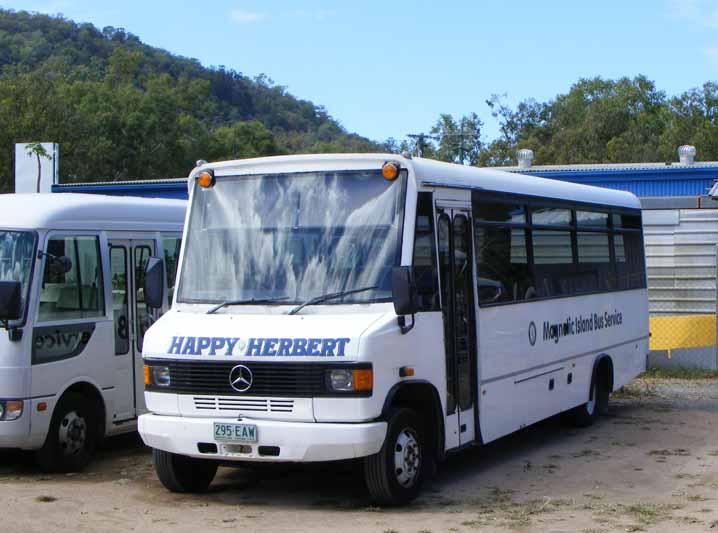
277 338 292 356
224 337 239 356
169 336 184 355
336 338 350 357
181 337 197 355
197 337 211 354
291 338 307 356
264 338 279 356
247 338 263 356
307 338 321 356
209 337 225 356
321 338 337 356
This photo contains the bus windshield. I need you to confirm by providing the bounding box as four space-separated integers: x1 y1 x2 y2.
178 170 407 305
0 230 36 321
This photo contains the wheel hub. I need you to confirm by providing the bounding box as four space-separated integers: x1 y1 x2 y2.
393 428 421 488
58 411 87 456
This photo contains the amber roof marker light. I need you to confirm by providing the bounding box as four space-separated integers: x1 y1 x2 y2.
196 169 215 188
381 161 400 181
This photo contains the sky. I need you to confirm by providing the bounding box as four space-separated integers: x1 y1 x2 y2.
3 0 718 144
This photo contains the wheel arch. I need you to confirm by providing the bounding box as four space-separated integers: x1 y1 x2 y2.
591 353 614 395
381 380 445 462
56 379 107 440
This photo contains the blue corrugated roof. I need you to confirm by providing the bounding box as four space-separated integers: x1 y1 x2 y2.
51 161 718 199
52 179 188 200
502 164 718 197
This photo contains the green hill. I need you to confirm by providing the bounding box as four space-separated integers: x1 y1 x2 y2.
0 9 378 191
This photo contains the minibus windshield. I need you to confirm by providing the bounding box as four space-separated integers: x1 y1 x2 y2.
0 230 36 321
178 170 407 306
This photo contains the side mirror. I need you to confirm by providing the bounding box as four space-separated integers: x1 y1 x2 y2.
392 267 416 334
0 281 22 324
143 257 164 309
51 256 73 275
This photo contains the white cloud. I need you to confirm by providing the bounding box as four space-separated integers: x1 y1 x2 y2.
230 9 267 24
666 0 718 28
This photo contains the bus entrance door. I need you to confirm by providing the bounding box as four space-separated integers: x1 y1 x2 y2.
109 239 157 422
437 201 478 449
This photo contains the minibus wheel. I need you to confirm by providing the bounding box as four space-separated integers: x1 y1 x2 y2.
363 408 425 506
152 448 218 493
569 372 606 427
37 392 98 472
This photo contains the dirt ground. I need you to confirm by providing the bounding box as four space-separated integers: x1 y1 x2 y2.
1 377 717 533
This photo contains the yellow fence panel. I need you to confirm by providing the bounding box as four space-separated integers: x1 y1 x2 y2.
649 314 716 352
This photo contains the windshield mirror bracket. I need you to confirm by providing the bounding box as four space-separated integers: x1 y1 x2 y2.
397 314 415 335
0 319 22 342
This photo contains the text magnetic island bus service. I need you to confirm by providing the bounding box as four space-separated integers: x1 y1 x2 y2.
138 154 648 505
0 193 185 471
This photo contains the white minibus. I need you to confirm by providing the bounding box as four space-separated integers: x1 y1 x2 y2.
0 193 185 471
138 154 648 504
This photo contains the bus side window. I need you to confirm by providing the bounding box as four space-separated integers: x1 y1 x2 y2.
412 192 440 311
163 237 182 306
38 236 105 322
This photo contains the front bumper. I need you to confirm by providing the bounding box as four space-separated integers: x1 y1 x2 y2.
138 413 387 462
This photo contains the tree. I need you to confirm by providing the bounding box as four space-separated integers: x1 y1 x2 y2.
430 113 483 165
25 142 51 192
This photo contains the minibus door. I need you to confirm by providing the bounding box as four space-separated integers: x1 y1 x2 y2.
436 203 477 448
109 239 157 422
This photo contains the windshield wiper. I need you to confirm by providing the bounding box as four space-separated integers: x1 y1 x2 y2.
288 286 378 316
207 297 289 315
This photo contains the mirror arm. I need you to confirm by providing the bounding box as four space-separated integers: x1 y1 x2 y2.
397 313 415 335
0 319 22 342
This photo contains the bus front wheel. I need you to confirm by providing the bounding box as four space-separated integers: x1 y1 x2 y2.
37 392 99 472
152 448 218 493
363 408 425 506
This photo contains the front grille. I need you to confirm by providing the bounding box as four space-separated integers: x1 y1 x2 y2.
194 396 294 413
151 360 327 397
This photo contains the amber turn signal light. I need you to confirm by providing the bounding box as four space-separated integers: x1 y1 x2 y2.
196 169 215 188
352 369 373 392
143 365 151 386
381 161 399 180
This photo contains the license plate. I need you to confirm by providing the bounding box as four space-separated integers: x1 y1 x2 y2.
213 422 258 442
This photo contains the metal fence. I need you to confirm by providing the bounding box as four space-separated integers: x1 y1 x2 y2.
644 207 718 370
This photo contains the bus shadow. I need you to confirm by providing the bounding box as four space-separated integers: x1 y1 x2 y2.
0 432 149 477
206 403 644 510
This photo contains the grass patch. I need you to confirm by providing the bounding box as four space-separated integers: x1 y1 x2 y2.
643 367 718 380
648 448 690 457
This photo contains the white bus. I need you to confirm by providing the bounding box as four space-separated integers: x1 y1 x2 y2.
0 193 185 471
138 154 648 504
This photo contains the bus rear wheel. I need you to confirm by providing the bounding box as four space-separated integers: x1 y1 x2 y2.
363 408 425 506
37 392 98 472
569 369 609 427
152 448 218 493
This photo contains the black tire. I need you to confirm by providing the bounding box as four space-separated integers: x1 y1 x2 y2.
569 368 608 427
36 392 99 472
363 408 425 506
152 448 218 493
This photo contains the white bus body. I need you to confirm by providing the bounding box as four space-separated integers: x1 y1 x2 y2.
0 193 185 470
138 155 648 504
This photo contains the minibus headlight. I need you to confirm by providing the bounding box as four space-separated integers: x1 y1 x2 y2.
327 369 372 393
151 366 171 387
328 369 353 391
0 400 23 421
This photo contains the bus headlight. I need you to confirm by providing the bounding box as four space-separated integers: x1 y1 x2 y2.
0 400 23 421
150 366 171 387
327 369 372 393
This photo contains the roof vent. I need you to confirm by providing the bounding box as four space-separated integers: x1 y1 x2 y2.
517 148 534 169
678 145 696 165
